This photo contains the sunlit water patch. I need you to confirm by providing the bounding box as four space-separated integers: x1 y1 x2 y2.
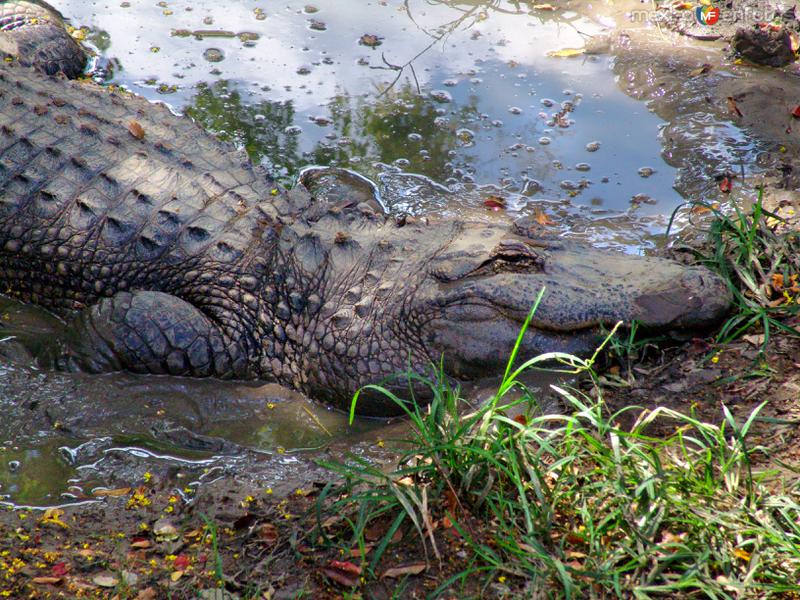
55 0 691 249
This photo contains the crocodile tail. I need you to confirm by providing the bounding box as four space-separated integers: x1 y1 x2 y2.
0 1 86 78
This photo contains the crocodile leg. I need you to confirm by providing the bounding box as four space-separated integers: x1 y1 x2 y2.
58 291 249 379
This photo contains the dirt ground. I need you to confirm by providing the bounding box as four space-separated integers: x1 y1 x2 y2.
2 2 800 599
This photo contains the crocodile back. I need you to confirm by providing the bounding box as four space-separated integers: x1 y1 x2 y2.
0 60 279 313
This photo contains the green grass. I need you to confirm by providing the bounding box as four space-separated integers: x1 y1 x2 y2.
317 300 800 599
667 186 800 352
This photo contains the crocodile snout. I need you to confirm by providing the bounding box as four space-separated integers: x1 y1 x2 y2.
634 266 732 330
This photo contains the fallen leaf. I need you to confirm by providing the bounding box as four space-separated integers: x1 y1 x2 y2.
51 562 70 577
532 3 557 9
688 63 712 77
726 96 742 118
170 570 184 582
259 523 278 545
547 47 585 58
359 34 383 47
128 120 145 140
136 588 157 600
382 563 427 578
174 555 190 570
32 576 62 585
444 489 458 515
349 543 374 557
534 208 554 226
93 487 132 498
718 177 732 193
41 508 69 529
690 202 720 214
395 476 415 486
93 573 119 588
792 105 800 119
130 537 152 550
153 519 179 541
483 195 506 210
733 548 751 561
513 414 528 426
322 560 361 587
660 531 687 544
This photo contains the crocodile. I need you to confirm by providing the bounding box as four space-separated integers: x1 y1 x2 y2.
0 2 732 415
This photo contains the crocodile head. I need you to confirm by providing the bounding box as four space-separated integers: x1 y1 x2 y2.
304 212 731 415
410 220 732 381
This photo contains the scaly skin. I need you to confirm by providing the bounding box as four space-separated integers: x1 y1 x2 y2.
0 3 732 415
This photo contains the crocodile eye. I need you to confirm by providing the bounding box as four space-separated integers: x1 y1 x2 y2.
432 240 546 282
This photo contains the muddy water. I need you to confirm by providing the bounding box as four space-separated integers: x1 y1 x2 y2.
0 0 764 505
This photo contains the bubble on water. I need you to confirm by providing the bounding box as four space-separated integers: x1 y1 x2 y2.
638 166 655 178
296 65 312 75
491 120 503 127
429 90 453 103
575 163 591 172
394 158 411 168
563 89 574 96
284 125 302 136
8 460 20 473
508 106 522 115
601 176 610 183
309 115 331 126
456 128 475 147
407 133 423 142
585 141 601 152
560 180 581 190
552 160 563 169
470 77 483 84
433 116 449 128
203 48 225 63
538 136 551 145
442 79 458 87
541 98 555 107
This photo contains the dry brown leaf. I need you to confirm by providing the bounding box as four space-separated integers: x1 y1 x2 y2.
349 543 374 557
690 202 720 215
534 208 554 226
532 3 557 9
382 563 427 579
688 63 712 77
93 487 132 497
128 120 145 140
726 96 743 118
259 522 278 545
93 573 119 588
136 588 157 600
322 560 361 587
32 576 62 585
